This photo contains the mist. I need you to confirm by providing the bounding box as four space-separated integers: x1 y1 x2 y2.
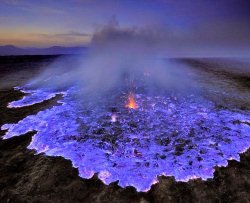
25 20 198 100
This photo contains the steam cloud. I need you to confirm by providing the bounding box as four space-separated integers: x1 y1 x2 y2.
27 19 196 97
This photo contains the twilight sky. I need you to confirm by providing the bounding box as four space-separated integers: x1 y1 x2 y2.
0 0 250 55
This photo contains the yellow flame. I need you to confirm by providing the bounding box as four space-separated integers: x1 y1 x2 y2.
126 93 138 109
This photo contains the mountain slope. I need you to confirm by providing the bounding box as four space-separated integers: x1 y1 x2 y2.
0 45 88 55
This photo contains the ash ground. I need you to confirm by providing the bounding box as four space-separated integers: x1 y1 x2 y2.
0 55 249 202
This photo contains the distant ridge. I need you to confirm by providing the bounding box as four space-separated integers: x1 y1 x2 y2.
0 45 88 56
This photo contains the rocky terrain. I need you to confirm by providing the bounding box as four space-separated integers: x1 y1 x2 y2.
0 56 249 203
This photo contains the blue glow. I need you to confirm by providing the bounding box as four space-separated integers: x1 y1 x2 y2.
1 82 250 192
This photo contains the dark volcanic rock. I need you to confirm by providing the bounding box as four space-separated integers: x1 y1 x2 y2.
0 56 250 202
2 131 249 203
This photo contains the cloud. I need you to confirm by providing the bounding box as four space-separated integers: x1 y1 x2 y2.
0 0 65 15
0 31 92 47
0 0 19 5
34 6 65 15
35 32 92 38
1 1 250 54
26 32 92 46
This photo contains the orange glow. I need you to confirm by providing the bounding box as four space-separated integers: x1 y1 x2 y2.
126 93 138 109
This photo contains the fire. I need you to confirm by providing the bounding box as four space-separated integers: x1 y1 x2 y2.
126 93 138 109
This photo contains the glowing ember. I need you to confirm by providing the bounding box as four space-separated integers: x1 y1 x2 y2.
126 93 138 109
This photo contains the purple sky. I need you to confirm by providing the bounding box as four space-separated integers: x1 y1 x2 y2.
0 0 250 55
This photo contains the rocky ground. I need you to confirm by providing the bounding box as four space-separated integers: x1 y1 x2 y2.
0 56 249 203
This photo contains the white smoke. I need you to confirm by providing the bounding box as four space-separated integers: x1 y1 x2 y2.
27 19 196 97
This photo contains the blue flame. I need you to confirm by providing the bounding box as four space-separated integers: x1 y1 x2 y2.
1 85 250 192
